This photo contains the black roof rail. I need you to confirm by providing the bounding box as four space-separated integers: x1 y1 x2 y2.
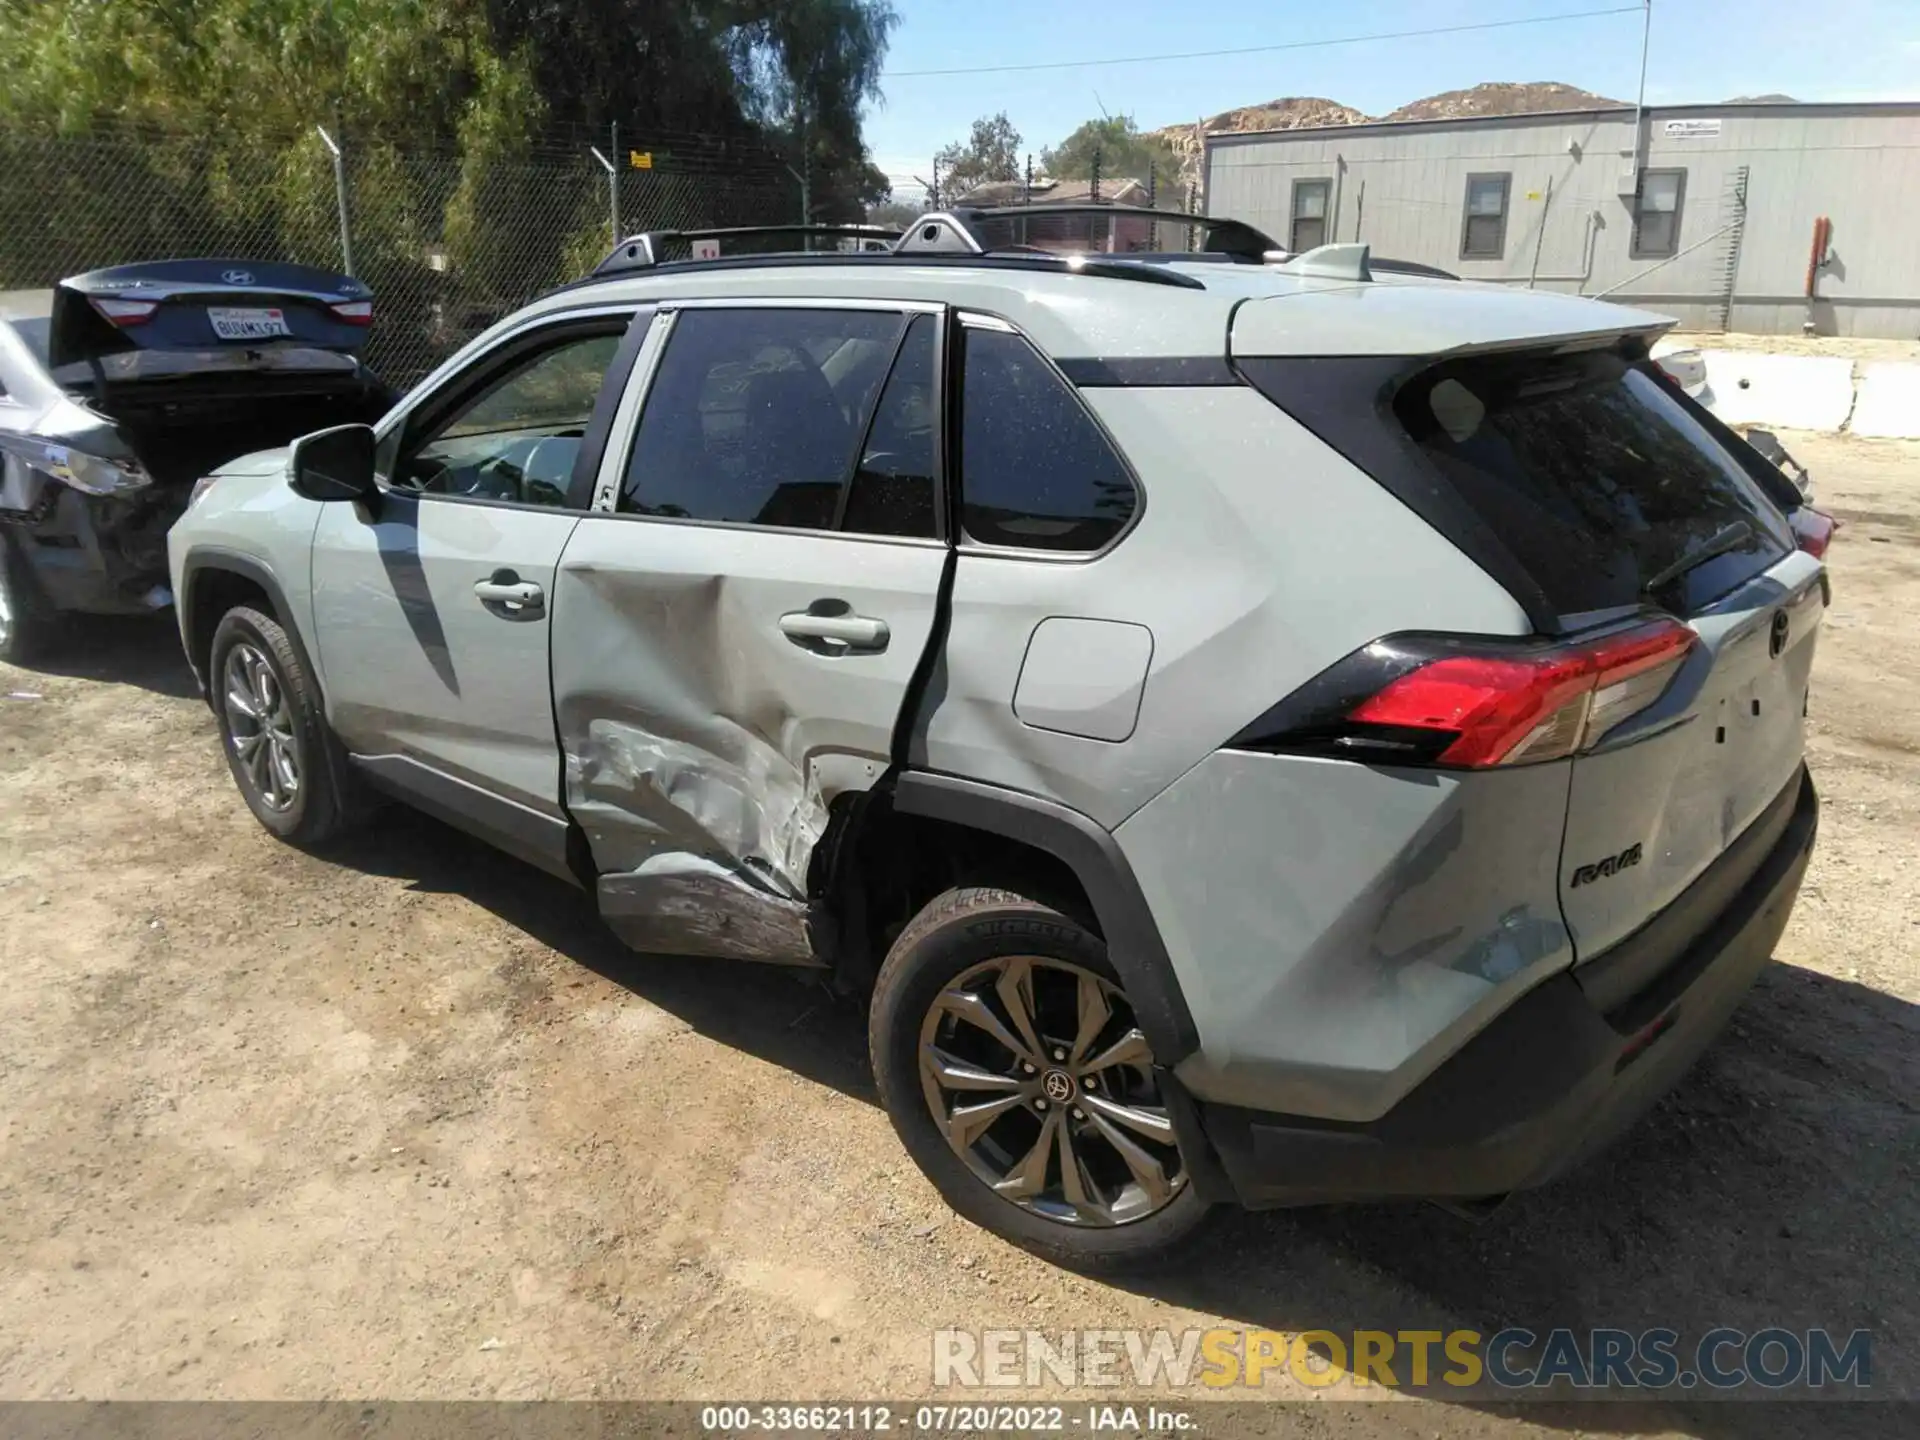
561 248 1204 293
595 224 899 277
1369 257 1460 280
936 203 1285 263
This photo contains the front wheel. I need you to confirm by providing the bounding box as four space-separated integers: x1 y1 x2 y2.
870 885 1211 1269
209 605 357 847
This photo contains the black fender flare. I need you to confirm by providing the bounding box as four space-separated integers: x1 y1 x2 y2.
177 548 324 713
890 770 1200 1067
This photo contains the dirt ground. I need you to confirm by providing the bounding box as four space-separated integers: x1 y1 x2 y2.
1 432 1915 1436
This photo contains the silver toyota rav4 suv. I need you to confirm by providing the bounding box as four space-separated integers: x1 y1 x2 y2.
169 207 1825 1267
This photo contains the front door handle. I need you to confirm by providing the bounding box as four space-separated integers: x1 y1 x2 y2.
779 608 890 653
474 571 545 617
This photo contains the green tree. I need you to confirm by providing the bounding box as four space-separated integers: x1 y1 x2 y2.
1041 115 1177 188
723 0 898 220
935 112 1021 200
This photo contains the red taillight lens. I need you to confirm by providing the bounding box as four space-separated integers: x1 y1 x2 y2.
1348 620 1696 768
329 299 373 325
92 298 158 326
1790 507 1836 559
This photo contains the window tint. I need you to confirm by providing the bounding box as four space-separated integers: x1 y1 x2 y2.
623 308 904 529
1290 179 1330 252
841 314 938 538
959 326 1136 552
1460 174 1510 259
1390 348 1791 614
1633 169 1686 259
397 330 621 507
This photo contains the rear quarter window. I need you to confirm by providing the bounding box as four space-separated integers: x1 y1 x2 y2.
959 325 1137 552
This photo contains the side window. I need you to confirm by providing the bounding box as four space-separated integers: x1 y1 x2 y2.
1632 169 1686 259
1460 173 1510 259
396 328 623 507
841 314 938 538
959 325 1137 553
622 307 905 530
1290 178 1331 252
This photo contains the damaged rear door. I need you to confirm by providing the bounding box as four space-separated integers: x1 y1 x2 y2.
552 301 948 962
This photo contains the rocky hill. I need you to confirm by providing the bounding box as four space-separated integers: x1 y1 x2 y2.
1148 81 1623 187
1383 80 1623 122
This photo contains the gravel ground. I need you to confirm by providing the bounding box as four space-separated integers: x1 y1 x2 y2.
0 432 1914 1437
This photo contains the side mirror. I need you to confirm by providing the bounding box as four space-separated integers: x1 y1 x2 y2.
288 424 377 502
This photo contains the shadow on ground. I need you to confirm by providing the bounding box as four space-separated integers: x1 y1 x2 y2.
8 613 200 699
331 803 1913 1437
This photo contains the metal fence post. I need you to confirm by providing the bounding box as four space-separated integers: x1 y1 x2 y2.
589 143 618 247
315 125 354 276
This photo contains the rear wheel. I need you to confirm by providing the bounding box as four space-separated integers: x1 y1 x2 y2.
870 885 1210 1269
0 534 64 665
209 605 357 847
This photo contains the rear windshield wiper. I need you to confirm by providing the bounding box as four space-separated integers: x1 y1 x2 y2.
1641 520 1753 596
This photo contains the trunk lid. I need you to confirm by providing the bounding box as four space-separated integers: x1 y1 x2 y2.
1558 553 1822 958
50 259 373 373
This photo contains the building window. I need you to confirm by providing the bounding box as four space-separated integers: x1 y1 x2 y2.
1460 173 1511 259
1632 169 1687 259
1290 178 1331 252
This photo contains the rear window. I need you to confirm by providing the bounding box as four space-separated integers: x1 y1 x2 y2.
1243 347 1794 620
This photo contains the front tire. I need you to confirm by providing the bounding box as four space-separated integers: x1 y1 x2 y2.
870 885 1211 1269
209 605 356 847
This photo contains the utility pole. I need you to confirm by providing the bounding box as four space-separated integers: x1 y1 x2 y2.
1630 0 1653 191
1022 154 1033 245
1089 147 1101 252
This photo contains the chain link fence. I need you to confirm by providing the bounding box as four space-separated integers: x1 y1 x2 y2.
0 122 798 387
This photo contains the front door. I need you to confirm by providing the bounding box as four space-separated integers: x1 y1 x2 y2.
551 302 949 959
311 309 645 873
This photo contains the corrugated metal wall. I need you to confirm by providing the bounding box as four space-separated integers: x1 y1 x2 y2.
1205 104 1920 337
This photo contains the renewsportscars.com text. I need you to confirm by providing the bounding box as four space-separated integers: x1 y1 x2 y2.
933 1326 1872 1393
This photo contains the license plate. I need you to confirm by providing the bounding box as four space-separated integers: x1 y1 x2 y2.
208 306 291 340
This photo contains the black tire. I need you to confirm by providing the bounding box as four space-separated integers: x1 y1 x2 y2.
870 885 1212 1270
208 605 358 847
0 532 64 665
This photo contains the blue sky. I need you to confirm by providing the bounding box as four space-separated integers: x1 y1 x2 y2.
865 0 1919 199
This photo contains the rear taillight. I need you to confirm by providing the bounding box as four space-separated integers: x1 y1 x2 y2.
1235 619 1697 769
1790 507 1837 559
92 298 157 326
329 299 373 325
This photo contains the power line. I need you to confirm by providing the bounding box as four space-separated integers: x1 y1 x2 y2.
884 6 1643 78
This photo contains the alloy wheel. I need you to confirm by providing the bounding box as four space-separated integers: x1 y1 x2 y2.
222 642 301 812
918 955 1187 1226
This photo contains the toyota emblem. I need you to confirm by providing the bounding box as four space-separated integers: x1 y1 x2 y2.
221 269 255 285
1041 1070 1075 1103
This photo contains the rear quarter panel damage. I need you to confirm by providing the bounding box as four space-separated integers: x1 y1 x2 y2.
1115 751 1577 1124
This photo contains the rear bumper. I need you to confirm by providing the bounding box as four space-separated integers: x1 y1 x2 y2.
14 488 181 615
1182 767 1819 1208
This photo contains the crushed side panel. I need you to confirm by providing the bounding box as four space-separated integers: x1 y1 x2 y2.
551 518 946 965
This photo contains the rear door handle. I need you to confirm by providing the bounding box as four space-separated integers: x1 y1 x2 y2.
779 609 890 653
474 573 545 616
